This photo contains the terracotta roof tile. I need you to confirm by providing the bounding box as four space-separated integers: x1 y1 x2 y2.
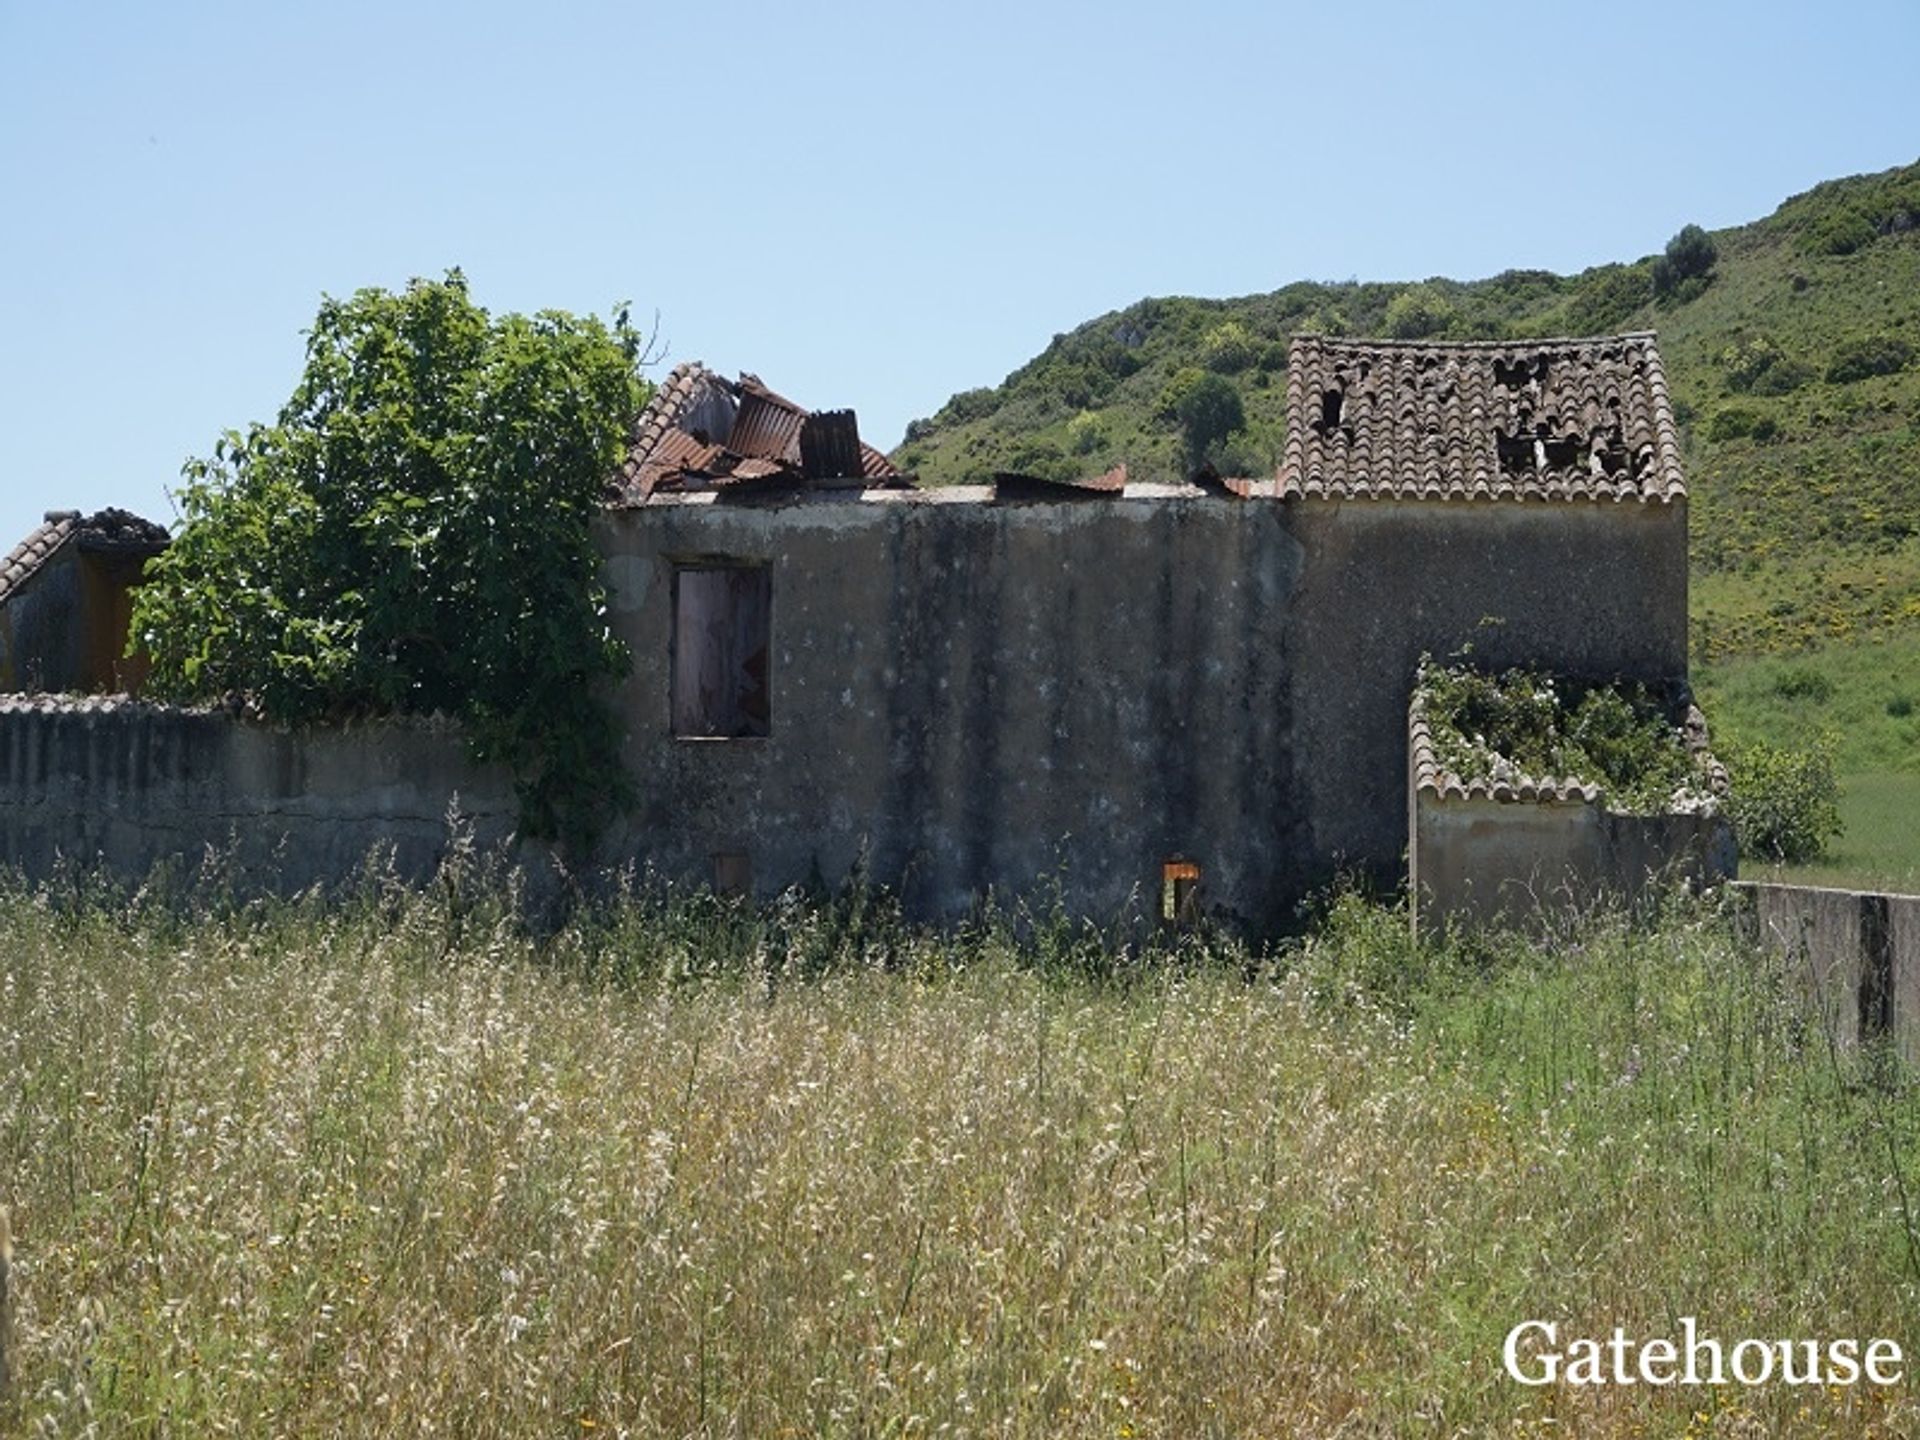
1282 333 1685 503
0 512 79 605
0 508 169 606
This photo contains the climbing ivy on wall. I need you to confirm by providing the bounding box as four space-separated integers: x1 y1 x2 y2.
132 271 652 847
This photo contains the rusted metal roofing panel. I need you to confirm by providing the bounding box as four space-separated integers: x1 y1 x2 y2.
800 409 865 481
726 386 805 464
992 462 1127 502
614 364 916 503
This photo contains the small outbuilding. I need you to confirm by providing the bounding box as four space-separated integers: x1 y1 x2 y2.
0 508 169 695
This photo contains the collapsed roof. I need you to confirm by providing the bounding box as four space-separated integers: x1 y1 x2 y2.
612 362 909 503
1281 333 1685 502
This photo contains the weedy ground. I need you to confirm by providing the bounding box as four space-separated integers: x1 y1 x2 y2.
3 866 1919 1437
1696 628 1920 890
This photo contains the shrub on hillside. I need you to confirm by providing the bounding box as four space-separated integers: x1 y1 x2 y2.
938 387 1001 425
1721 737 1843 863
1385 284 1456 340
1720 335 1813 396
1827 335 1914 385
1065 409 1107 455
1664 224 1718 282
1705 406 1779 443
1201 321 1257 373
1567 263 1652 334
1771 665 1836 703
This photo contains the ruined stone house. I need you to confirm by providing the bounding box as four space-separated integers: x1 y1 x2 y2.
0 508 168 694
0 333 1704 932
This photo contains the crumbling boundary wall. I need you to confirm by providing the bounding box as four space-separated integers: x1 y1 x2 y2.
1732 881 1920 1061
0 697 517 892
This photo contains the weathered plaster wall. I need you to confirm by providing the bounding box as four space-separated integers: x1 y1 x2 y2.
597 489 1305 930
0 700 517 890
0 547 153 694
1287 500 1689 886
1411 789 1735 933
596 490 1688 929
1734 881 1920 1060
0 492 1691 930
0 547 84 693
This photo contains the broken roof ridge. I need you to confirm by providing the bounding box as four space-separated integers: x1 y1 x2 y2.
0 507 170 608
1293 329 1659 355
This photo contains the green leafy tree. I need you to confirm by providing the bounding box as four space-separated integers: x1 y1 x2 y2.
132 271 650 846
1384 283 1456 340
1653 223 1718 299
1171 372 1245 472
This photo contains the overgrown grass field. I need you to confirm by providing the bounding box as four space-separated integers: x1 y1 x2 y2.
4 872 1919 1436
1696 629 1920 889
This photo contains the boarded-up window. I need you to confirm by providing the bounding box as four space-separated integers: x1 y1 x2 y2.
672 564 771 738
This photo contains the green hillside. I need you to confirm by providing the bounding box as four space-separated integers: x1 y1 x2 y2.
894 161 1920 665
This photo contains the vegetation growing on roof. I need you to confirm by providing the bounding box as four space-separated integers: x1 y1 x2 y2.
1416 658 1715 815
131 271 652 847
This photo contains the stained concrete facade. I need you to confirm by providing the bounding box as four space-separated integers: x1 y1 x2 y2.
0 486 1688 930
592 485 1688 931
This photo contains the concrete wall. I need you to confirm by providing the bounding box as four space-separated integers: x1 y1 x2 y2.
595 489 1687 930
0 699 517 891
1411 789 1735 933
0 545 152 694
1735 881 1920 1060
0 546 85 692
1287 500 1689 887
0 491 1689 931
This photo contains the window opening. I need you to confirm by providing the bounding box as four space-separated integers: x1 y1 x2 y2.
672 564 771 738
1161 859 1200 926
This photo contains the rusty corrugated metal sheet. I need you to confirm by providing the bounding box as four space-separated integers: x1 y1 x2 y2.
800 410 864 480
615 365 916 501
726 379 806 463
860 443 902 481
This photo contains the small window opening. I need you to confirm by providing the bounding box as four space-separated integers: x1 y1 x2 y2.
1161 859 1201 926
711 850 752 897
672 563 771 738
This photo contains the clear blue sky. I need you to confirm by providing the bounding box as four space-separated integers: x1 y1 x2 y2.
2 1 1916 548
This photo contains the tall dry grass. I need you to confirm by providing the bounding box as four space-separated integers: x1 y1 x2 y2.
1 862 1917 1436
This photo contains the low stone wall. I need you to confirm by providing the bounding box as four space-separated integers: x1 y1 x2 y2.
1733 881 1920 1060
0 697 519 892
